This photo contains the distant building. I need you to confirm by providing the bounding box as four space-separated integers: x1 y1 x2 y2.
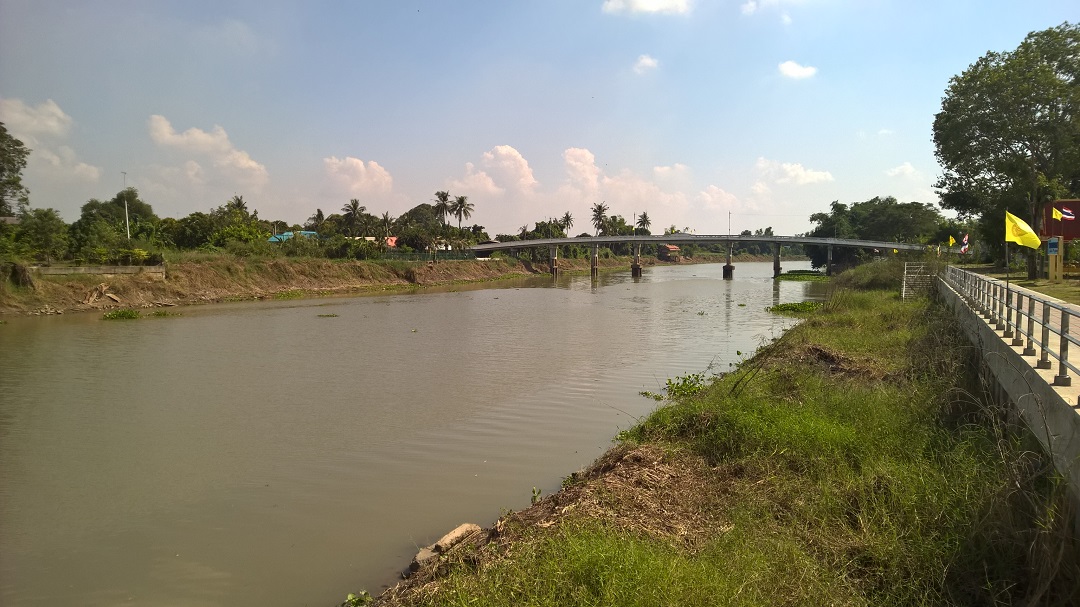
658 244 681 261
268 231 319 243
1 216 19 225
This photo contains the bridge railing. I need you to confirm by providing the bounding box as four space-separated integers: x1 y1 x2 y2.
942 266 1080 387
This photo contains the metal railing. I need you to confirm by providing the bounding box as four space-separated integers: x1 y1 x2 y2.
942 266 1080 387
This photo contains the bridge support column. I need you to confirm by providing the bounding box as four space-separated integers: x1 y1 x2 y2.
549 245 559 277
591 244 599 278
825 245 833 276
773 243 781 278
723 245 734 280
631 243 642 277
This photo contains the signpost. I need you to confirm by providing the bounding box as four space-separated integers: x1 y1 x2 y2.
1048 237 1063 282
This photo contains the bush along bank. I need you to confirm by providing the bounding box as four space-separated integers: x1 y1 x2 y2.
367 271 1079 606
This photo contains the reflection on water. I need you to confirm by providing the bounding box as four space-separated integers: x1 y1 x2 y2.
0 261 823 606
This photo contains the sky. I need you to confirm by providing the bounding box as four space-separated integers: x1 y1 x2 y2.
1 1 1077 237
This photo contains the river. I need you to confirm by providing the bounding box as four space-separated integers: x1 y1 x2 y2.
0 261 823 606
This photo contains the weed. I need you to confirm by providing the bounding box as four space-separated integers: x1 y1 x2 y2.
147 310 181 317
531 487 542 505
274 289 304 300
102 309 140 320
341 591 372 606
767 301 822 314
317 313 339 318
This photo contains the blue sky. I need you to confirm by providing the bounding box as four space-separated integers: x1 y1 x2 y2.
1 1 1077 237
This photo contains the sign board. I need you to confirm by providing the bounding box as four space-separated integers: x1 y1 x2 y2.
1048 237 1060 256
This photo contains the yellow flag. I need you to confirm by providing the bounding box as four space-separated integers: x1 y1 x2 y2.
1053 207 1064 221
948 235 956 247
1005 211 1041 249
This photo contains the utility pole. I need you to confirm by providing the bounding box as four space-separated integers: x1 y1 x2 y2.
121 171 130 239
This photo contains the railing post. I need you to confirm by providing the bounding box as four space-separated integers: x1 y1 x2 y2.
997 285 1006 330
1055 312 1071 386
1024 296 1036 355
1011 292 1024 346
1003 289 1014 338
1038 301 1052 369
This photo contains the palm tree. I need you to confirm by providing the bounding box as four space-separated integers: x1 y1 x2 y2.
380 211 394 239
519 224 530 240
226 195 247 214
636 211 651 233
307 208 325 231
341 199 366 236
451 195 474 230
590 202 609 236
561 211 574 235
433 191 451 227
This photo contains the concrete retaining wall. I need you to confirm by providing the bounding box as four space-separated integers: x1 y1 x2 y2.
31 265 166 279
937 277 1080 512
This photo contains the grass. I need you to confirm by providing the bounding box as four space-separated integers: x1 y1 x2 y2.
274 289 305 300
777 269 829 282
102 309 140 320
767 301 822 315
385 272 1079 607
146 310 181 317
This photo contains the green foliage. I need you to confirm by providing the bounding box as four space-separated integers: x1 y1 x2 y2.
102 309 140 320
766 301 822 314
16 207 69 263
274 289 304 300
640 371 709 402
146 310 181 317
776 270 828 282
0 121 30 215
341 591 372 606
805 197 945 269
934 22 1080 265
317 313 338 318
210 222 270 247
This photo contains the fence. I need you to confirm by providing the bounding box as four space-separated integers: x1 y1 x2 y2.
942 266 1080 391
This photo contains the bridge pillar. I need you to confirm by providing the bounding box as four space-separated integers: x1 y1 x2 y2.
549 245 559 277
631 242 642 277
773 243 781 278
723 244 734 280
591 244 599 278
826 245 833 276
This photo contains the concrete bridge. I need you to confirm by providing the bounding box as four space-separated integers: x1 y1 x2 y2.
470 234 942 279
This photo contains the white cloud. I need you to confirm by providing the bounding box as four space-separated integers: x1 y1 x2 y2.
481 145 538 193
697 185 738 210
756 157 833 185
602 0 691 15
447 145 538 198
0 97 72 139
877 128 894 136
653 163 688 180
148 115 268 187
563 147 602 197
324 156 393 195
781 12 792 24
778 60 817 79
886 162 919 179
634 54 659 74
0 97 101 184
750 181 772 197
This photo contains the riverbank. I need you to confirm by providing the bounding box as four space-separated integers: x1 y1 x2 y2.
0 253 793 317
367 264 1079 606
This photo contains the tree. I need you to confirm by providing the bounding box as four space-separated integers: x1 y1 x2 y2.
560 211 574 234
306 208 325 231
341 199 366 236
805 196 946 268
380 212 394 238
0 122 30 217
451 195 474 230
590 202 609 236
933 22 1080 275
433 191 451 227
16 206 69 263
225 195 248 215
636 211 651 234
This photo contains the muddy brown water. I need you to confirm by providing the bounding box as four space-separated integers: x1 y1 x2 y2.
0 261 823 606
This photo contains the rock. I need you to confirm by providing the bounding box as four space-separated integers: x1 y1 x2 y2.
409 546 438 573
433 523 481 553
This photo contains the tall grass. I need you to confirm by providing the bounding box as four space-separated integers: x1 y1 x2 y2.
398 277 1078 606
